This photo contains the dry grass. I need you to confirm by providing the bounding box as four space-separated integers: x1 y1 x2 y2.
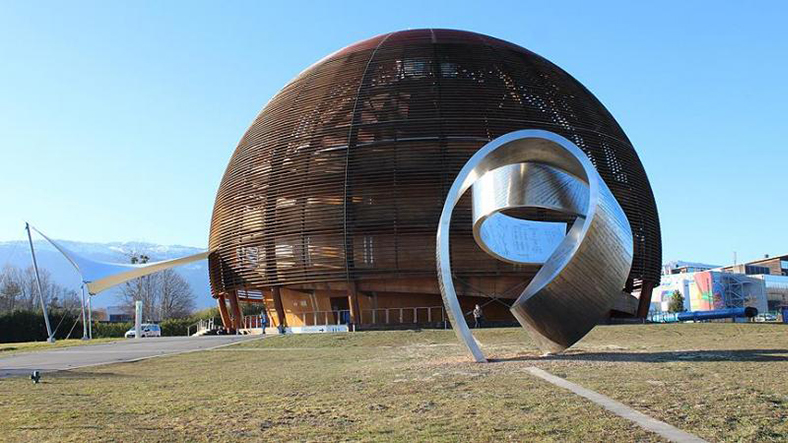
0 324 786 442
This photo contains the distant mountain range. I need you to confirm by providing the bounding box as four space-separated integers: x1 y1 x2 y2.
0 239 212 310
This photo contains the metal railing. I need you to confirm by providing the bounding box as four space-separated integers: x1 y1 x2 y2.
236 306 448 330
242 315 269 329
292 310 352 326
360 306 445 325
280 306 446 327
187 318 217 336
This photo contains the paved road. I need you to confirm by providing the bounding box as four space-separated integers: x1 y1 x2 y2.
0 335 259 378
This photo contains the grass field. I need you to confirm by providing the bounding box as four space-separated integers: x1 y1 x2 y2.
0 338 120 356
1 324 786 442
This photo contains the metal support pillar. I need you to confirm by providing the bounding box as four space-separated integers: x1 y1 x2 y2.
272 287 287 328
636 281 656 318
227 290 242 333
135 300 142 339
217 294 231 331
80 285 89 340
347 281 361 328
88 295 93 339
25 222 54 343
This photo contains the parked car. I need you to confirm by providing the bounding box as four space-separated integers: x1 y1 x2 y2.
125 323 162 338
755 313 778 322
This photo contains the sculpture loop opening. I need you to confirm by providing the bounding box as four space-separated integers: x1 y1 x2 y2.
436 129 634 362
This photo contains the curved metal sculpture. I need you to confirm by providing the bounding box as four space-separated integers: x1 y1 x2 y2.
437 130 634 362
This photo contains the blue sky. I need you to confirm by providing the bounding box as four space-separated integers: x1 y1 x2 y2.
1 1 786 266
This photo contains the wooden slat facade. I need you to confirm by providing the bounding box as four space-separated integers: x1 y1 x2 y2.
208 29 662 313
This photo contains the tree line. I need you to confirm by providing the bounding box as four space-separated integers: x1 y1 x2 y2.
0 264 81 312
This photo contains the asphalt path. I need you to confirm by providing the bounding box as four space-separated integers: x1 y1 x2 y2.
0 335 259 378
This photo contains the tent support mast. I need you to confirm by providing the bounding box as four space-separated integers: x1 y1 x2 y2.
25 222 55 343
88 295 93 339
80 285 89 340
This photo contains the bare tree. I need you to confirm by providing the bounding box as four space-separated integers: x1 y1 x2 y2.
120 253 157 320
50 287 81 310
119 253 195 321
14 265 56 310
158 269 195 319
120 276 157 321
0 264 80 313
0 265 22 311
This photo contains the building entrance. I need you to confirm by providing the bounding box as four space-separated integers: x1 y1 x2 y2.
329 297 350 324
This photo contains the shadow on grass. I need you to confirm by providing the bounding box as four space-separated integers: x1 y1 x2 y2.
490 349 788 363
0 368 137 384
52 370 136 379
0 369 136 380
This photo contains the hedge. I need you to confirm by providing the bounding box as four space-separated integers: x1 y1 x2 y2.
92 321 132 338
0 307 228 343
0 309 85 343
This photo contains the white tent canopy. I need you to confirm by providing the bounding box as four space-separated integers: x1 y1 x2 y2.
31 226 210 295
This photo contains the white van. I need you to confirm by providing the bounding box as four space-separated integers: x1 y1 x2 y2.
125 323 162 338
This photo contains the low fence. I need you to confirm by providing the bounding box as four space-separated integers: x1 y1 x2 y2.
240 306 448 330
291 310 352 327
359 306 445 325
186 318 217 336
241 315 268 329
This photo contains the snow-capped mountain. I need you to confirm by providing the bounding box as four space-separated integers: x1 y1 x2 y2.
0 239 212 310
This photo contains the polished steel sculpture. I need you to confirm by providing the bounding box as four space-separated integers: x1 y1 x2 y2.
437 130 634 362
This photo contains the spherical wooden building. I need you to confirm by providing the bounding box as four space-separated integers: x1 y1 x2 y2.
208 29 661 331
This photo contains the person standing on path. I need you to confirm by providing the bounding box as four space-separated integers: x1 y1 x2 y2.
473 304 484 328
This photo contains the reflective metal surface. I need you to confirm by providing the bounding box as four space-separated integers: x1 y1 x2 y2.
437 130 633 361
471 162 587 265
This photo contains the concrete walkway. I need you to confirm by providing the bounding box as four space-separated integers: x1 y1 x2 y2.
526 367 708 443
0 335 258 378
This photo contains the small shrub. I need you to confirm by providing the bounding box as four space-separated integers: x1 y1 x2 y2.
668 290 686 313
